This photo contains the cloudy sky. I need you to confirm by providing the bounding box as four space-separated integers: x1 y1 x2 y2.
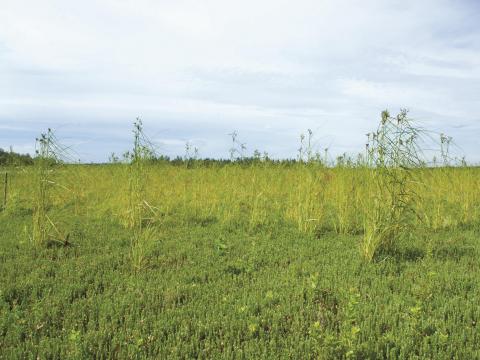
1 0 479 162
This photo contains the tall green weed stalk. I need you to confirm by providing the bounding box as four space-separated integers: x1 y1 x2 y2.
125 119 158 272
124 119 156 229
362 110 424 261
32 129 66 246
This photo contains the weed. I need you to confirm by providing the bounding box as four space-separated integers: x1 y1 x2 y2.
124 119 158 271
362 110 425 261
32 129 61 246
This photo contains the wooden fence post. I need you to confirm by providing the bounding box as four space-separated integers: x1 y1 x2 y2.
2 172 7 210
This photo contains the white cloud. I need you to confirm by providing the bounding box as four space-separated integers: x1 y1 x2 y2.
0 0 479 161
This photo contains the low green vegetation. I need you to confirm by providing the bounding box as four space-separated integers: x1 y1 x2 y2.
1 112 479 358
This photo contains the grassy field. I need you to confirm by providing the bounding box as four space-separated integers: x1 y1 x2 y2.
1 161 479 359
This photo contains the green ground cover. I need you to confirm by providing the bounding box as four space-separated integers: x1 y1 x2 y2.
1 180 479 358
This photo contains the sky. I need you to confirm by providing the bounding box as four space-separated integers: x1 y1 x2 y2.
1 0 479 162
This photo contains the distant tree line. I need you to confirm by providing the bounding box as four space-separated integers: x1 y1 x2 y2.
108 153 340 168
0 148 34 166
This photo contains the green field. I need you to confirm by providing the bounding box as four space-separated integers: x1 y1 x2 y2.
1 160 479 359
1 114 479 358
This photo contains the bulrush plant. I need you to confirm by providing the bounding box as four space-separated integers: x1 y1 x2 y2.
32 129 68 246
362 109 424 262
125 119 158 272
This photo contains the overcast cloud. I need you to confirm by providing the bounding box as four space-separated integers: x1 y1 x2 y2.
1 0 479 162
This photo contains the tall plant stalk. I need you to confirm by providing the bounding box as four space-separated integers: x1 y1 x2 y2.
32 130 56 246
362 110 424 261
125 119 158 272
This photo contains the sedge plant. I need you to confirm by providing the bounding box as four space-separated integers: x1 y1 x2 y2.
32 129 70 246
362 109 425 262
125 119 158 272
